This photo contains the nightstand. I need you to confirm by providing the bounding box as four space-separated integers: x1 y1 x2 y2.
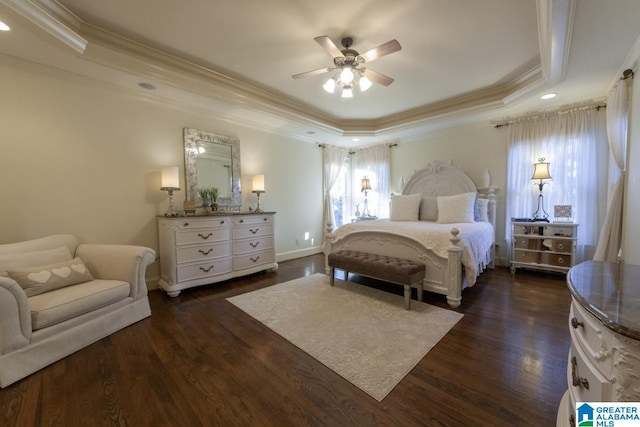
510 221 578 274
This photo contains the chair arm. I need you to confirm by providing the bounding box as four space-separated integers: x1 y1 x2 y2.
0 277 31 355
76 244 156 300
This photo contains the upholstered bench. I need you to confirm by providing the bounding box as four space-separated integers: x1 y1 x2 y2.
327 250 426 310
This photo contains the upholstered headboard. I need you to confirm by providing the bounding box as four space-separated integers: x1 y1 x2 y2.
401 162 477 197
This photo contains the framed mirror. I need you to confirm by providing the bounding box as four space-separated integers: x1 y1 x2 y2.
184 128 241 208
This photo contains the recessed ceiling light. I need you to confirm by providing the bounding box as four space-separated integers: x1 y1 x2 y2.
540 93 556 100
0 21 10 31
352 138 360 142
138 82 156 90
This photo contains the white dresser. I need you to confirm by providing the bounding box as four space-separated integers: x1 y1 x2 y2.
157 213 277 296
511 221 578 274
557 261 640 426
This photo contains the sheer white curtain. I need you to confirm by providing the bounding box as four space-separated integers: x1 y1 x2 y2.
594 81 629 262
322 145 348 233
352 144 391 218
506 107 607 261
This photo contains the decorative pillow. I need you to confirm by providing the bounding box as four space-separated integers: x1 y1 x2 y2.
0 246 72 277
437 192 477 224
390 193 422 221
7 257 94 297
419 196 438 221
475 198 490 222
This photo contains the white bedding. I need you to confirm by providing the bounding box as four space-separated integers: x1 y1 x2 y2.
331 219 494 285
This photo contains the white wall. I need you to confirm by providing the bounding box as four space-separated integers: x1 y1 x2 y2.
0 56 323 287
392 122 510 264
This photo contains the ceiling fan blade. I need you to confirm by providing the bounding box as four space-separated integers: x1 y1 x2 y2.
363 69 395 86
314 35 345 59
359 39 401 62
292 67 334 79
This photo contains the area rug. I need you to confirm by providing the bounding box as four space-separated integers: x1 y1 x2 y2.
226 273 463 401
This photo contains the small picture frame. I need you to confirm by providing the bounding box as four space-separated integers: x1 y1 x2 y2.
554 205 572 222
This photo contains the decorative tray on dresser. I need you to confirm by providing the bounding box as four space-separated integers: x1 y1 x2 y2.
557 261 640 427
157 212 277 296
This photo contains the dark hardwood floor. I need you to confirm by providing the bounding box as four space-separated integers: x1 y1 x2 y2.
0 254 571 427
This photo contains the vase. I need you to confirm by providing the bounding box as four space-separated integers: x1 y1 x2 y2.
211 202 218 212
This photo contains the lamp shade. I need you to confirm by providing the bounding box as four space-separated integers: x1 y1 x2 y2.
361 177 372 192
531 158 552 180
161 166 180 189
252 174 265 192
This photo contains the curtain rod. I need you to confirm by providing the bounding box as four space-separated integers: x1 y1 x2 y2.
493 103 606 129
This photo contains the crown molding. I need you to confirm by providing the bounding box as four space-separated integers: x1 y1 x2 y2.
12 0 573 143
0 0 86 54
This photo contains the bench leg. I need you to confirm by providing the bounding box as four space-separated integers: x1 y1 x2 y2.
403 284 410 310
330 267 335 286
416 281 423 302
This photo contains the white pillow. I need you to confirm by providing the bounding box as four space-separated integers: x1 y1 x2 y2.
419 196 438 221
475 198 489 222
390 194 422 221
437 192 477 224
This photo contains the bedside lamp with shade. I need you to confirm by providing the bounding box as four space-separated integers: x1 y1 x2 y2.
531 157 552 222
360 177 373 218
252 174 265 213
161 166 181 216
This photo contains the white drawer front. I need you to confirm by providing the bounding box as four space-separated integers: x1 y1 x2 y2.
233 236 274 255
176 242 231 264
233 250 275 270
232 215 272 226
176 228 231 245
233 225 273 240
175 218 230 229
567 340 612 403
570 301 615 376
177 258 232 282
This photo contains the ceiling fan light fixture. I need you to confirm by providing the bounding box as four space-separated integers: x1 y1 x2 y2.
339 66 354 84
341 86 353 98
323 77 336 93
359 75 372 92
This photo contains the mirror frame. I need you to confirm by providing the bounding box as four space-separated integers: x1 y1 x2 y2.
184 127 241 208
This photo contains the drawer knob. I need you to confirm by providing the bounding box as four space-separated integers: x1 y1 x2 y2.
250 228 259 234
183 222 190 227
199 265 214 273
263 217 268 221
557 243 565 250
220 220 225 225
250 241 260 248
250 256 260 263
571 356 589 389
198 233 213 240
198 248 213 255
570 317 584 329
239 219 244 223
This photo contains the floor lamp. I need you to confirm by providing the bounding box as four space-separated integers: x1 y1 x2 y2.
531 158 552 222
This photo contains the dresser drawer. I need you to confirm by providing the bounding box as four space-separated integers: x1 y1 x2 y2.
569 301 615 376
540 252 571 267
177 258 232 282
176 228 231 245
567 340 612 403
175 218 230 229
515 238 542 250
551 239 572 253
513 249 540 263
176 242 231 264
233 250 276 271
233 236 274 255
232 215 273 226
232 225 273 239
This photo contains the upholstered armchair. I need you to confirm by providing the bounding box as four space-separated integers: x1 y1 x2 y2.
0 234 155 388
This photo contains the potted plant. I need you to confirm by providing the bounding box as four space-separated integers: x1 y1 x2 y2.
198 188 211 207
208 187 219 211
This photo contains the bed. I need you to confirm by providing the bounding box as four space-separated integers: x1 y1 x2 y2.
323 162 496 308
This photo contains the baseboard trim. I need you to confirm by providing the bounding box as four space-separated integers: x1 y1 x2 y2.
277 246 323 262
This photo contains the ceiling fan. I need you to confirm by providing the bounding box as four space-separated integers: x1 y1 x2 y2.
292 36 401 97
